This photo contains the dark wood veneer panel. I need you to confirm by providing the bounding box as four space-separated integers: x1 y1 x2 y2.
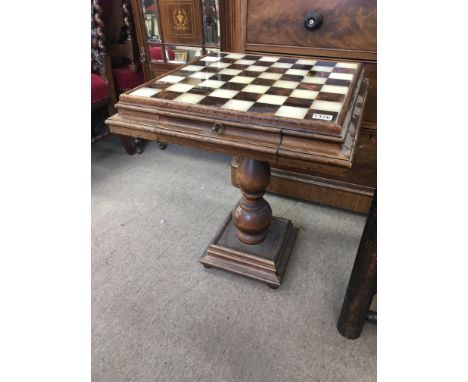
246 0 376 53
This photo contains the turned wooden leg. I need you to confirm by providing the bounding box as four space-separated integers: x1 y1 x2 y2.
233 157 272 245
337 190 377 339
118 135 136 155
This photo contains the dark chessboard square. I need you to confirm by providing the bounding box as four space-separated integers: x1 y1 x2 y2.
209 74 236 82
283 97 314 108
247 102 281 114
332 67 356 74
315 61 336 67
291 64 314 70
188 86 215 95
316 92 346 103
238 70 262 78
254 61 273 67
220 82 248 91
265 67 288 74
199 96 229 107
233 92 263 102
153 90 181 100
305 109 339 122
297 82 323 91
243 54 261 60
280 74 304 82
277 57 297 64
201 66 223 73
265 87 294 97
306 71 330 78
229 64 250 70
149 82 171 89
219 57 237 63
171 70 195 77
325 78 351 87
180 77 204 86
251 78 276 86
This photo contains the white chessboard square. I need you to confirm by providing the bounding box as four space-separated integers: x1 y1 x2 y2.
259 56 279 62
225 53 245 59
275 105 309 119
285 69 309 76
273 80 299 89
312 65 334 72
320 85 349 94
296 59 317 65
130 87 161 97
290 89 319 99
219 68 243 76
158 74 185 83
174 93 206 104
246 65 268 72
208 61 231 69
257 94 287 105
199 79 226 89
301 76 327 84
200 56 221 62
190 71 215 79
166 83 194 93
229 76 255 84
272 62 294 69
311 100 343 112
235 59 256 65
209 89 239 99
258 72 283 80
183 65 205 71
335 62 358 69
222 99 254 112
329 72 354 81
242 84 270 94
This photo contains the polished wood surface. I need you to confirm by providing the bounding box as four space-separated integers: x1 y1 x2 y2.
106 51 369 286
159 0 203 45
233 158 273 244
337 190 377 338
231 125 376 213
223 0 377 212
246 0 376 58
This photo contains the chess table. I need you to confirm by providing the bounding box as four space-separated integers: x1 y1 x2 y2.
106 51 369 288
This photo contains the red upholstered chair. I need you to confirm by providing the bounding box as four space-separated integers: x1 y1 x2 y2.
109 0 145 94
149 46 175 61
91 0 139 155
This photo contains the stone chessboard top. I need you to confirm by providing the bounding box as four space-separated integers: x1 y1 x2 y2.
122 52 363 136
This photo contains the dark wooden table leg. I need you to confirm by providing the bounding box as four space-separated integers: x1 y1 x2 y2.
233 158 272 245
118 135 136 155
200 157 297 288
337 190 377 339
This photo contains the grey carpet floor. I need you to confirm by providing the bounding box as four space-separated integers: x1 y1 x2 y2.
92 136 376 382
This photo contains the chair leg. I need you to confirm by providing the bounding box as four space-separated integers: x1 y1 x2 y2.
337 190 377 339
118 135 136 155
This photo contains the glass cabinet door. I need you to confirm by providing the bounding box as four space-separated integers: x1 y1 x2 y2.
134 0 223 79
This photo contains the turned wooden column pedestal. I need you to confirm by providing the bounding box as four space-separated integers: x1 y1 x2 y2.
200 157 298 288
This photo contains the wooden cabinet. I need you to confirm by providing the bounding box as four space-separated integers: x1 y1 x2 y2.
225 0 377 213
245 0 376 56
130 0 226 80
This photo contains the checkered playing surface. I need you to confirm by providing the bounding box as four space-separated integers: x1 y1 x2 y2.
129 52 359 123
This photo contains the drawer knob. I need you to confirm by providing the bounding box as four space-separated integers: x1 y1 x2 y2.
304 12 323 31
212 123 224 135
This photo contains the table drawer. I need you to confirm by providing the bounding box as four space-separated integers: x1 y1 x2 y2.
246 0 376 57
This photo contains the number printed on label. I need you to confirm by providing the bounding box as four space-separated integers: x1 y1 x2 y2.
312 113 333 121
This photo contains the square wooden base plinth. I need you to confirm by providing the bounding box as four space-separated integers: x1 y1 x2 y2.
200 212 298 288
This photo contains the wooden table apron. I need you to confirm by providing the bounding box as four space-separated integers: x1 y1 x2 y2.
106 52 369 288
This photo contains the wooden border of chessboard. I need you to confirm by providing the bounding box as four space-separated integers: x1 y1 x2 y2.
118 53 363 140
